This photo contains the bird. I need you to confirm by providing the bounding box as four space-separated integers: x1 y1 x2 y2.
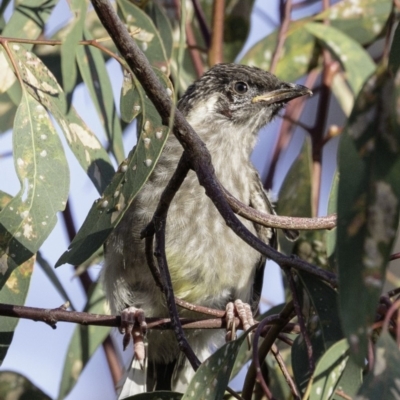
102 63 311 396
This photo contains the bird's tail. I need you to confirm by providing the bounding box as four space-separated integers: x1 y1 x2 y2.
117 343 148 398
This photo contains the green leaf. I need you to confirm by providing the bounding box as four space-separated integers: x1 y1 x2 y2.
1 0 57 48
357 331 400 399
0 92 69 288
57 279 110 400
305 22 375 95
337 61 400 365
120 69 140 123
11 43 114 194
145 2 174 63
182 333 248 400
222 0 255 63
309 339 362 400
292 271 343 393
0 371 51 400
76 29 125 164
0 256 34 365
56 69 173 267
61 0 86 94
315 0 392 45
327 172 338 270
240 19 316 82
118 0 169 73
331 355 362 400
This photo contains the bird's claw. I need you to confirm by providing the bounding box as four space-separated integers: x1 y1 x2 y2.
225 299 255 341
120 306 147 367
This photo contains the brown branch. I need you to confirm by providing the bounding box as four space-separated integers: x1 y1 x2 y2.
223 185 337 230
191 0 211 47
209 0 225 65
271 343 300 399
269 0 292 74
0 302 286 331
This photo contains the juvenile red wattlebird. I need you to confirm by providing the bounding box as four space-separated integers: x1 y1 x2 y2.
102 63 312 395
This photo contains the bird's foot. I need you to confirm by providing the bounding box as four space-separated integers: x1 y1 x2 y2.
119 306 147 367
225 299 255 341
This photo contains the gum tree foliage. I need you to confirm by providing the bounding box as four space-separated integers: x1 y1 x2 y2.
0 0 400 399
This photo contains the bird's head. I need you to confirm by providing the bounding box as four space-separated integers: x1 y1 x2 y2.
178 63 312 134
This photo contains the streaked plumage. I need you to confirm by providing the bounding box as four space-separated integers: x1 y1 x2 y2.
102 63 311 395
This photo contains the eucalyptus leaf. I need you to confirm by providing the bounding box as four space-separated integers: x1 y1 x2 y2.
0 371 51 400
292 270 343 393
315 0 392 45
61 0 86 95
305 22 375 95
56 69 173 267
76 28 125 163
10 43 114 194
356 331 400 399
118 0 169 73
182 333 248 400
337 56 400 364
0 92 69 288
0 256 34 364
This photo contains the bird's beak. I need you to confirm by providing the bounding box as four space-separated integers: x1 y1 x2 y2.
252 83 312 105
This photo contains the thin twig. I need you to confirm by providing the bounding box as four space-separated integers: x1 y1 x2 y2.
251 317 277 400
286 269 315 372
223 185 337 230
269 0 292 74
242 301 295 400
209 0 225 65
271 343 300 399
191 0 211 47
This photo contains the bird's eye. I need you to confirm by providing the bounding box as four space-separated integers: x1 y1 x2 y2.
234 81 248 94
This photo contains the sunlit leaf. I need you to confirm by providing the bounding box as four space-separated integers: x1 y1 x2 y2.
1 0 57 47
120 69 140 123
56 69 173 267
309 339 362 400
57 280 110 400
337 33 400 364
0 255 34 364
61 0 86 95
10 43 114 194
0 371 51 400
240 19 316 82
145 2 174 63
76 29 125 163
118 0 169 73
182 333 248 400
315 0 392 45
0 92 68 288
305 22 375 95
